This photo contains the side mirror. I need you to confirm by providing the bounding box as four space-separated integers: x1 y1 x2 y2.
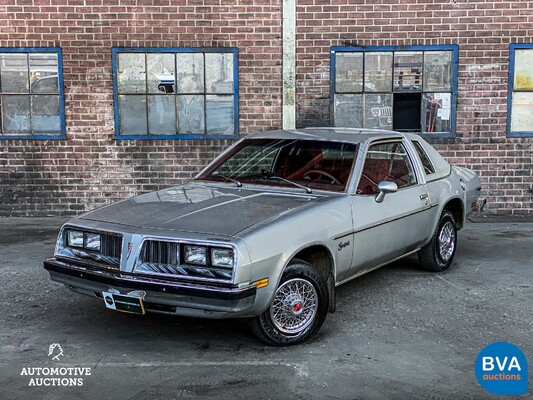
375 181 398 203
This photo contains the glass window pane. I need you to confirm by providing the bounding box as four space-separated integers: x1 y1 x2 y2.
31 75 59 95
1 54 28 93
178 95 205 134
2 95 30 134
333 94 363 128
118 53 146 94
335 53 363 93
423 51 452 92
364 94 392 129
514 49 533 90
364 52 393 92
412 141 435 175
31 95 60 133
148 95 176 135
29 53 59 93
394 52 423 92
511 92 533 132
147 53 175 94
206 95 234 134
205 53 234 94
422 93 451 133
389 143 417 188
118 95 147 135
176 53 204 93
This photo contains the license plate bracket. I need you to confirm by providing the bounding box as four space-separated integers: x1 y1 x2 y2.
102 291 145 315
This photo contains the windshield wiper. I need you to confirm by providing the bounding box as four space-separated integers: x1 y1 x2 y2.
261 169 312 194
211 174 242 187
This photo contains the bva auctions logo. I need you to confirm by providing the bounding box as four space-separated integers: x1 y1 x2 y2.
475 341 528 395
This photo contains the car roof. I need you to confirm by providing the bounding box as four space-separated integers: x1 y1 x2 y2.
246 127 409 144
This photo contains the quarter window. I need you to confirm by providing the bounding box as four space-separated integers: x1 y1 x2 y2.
0 48 65 139
331 45 458 138
112 48 238 139
357 142 416 195
412 140 435 175
507 44 533 137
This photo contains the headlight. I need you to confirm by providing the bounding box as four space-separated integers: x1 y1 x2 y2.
84 232 101 252
211 248 234 268
184 245 207 265
67 230 84 248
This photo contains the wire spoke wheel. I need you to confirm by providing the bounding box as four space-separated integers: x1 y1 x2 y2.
269 278 318 335
249 260 328 346
418 210 457 272
438 221 456 262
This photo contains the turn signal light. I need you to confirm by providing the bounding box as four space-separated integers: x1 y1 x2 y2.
252 278 269 289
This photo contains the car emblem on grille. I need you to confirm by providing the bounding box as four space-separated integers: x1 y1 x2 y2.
126 242 133 260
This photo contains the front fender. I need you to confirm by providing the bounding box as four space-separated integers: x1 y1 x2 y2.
237 196 353 315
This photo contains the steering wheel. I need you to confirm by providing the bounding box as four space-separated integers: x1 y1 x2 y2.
303 170 342 185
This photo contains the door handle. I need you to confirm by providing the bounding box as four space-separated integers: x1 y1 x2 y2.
420 194 429 200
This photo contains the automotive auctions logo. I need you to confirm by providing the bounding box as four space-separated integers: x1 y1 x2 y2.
48 343 64 361
475 342 528 395
20 344 92 387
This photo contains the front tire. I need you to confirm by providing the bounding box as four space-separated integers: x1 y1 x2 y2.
249 259 328 346
418 210 457 272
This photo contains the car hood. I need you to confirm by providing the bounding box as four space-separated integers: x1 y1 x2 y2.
79 183 320 236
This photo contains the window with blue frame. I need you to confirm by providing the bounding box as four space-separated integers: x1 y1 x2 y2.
0 48 65 139
112 48 238 139
507 44 533 137
330 45 458 138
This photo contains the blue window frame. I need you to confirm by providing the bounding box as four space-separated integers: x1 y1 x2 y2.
112 48 239 140
0 48 65 140
507 44 533 137
330 45 459 139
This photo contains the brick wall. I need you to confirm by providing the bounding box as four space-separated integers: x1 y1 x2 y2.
0 0 283 216
296 0 533 215
1 0 532 216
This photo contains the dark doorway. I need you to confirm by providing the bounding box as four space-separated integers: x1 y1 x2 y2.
393 93 421 132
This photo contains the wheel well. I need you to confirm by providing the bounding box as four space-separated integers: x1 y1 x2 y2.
292 245 334 282
292 245 336 313
444 198 464 229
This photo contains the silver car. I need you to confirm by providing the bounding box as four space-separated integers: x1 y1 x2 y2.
44 128 485 345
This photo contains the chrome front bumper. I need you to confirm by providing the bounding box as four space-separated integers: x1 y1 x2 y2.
44 258 257 318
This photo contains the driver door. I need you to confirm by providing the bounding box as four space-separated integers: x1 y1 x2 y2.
349 140 432 273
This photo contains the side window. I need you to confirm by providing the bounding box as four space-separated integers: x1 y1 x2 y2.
412 140 435 175
113 48 238 139
0 49 65 139
331 45 458 138
357 142 416 195
507 44 533 137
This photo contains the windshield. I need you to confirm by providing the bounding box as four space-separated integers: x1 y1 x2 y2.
196 139 358 192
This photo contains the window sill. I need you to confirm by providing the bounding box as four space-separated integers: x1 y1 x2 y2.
0 134 65 140
115 133 240 140
506 131 533 138
418 132 456 145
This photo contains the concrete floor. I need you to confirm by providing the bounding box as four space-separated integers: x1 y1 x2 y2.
0 218 531 399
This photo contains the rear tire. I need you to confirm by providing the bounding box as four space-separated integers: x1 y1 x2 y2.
249 259 328 346
418 210 457 272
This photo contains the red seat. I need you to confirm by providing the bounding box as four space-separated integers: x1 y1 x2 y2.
357 159 390 194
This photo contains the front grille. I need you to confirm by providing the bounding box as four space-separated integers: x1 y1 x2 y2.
136 240 234 282
142 240 178 266
101 233 122 260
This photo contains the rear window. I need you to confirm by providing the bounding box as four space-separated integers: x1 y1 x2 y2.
412 140 435 175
